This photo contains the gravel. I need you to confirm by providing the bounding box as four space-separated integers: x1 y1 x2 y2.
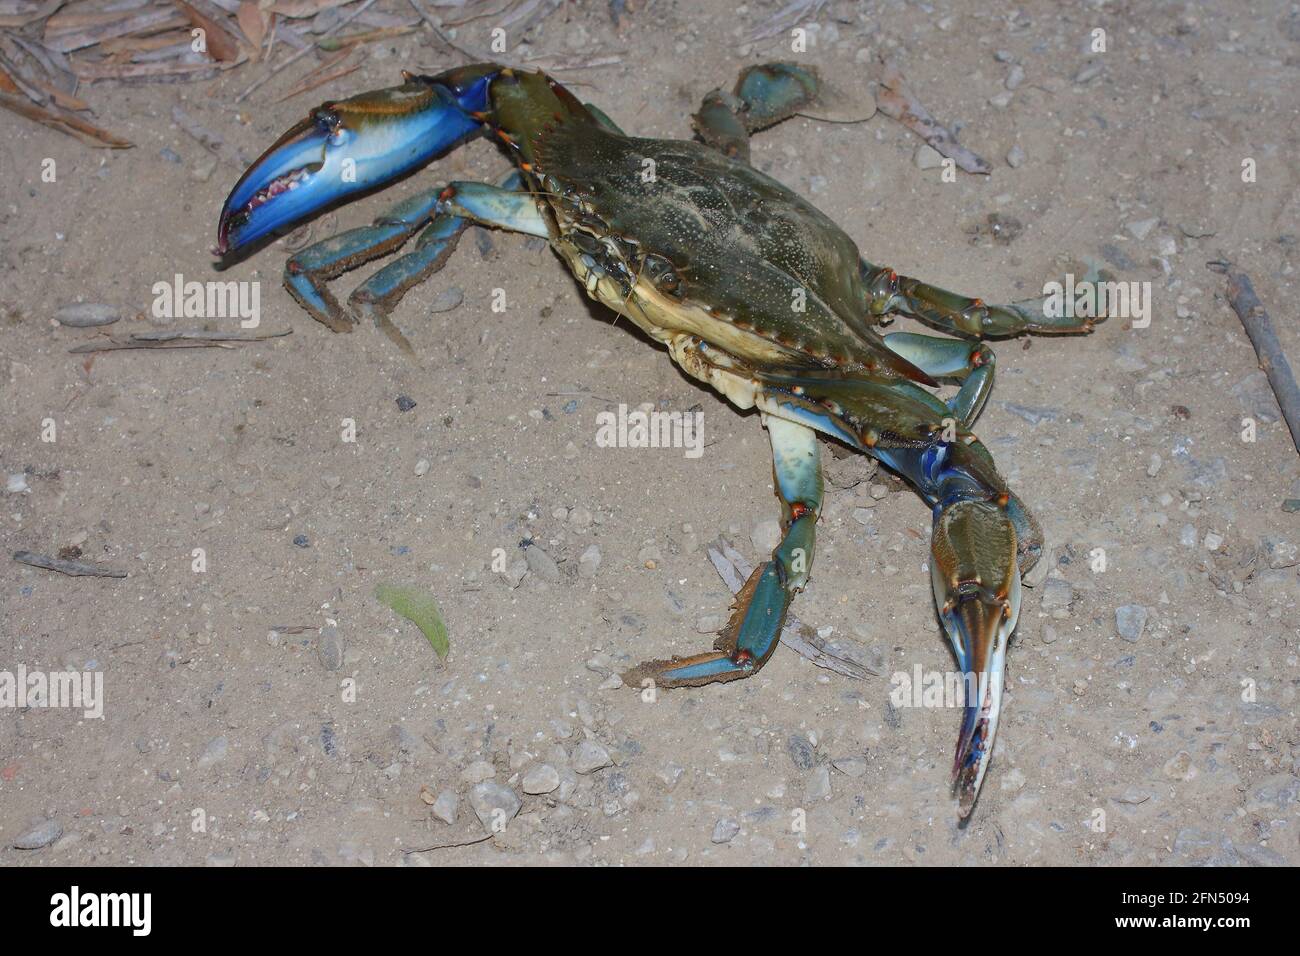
711 817 740 844
1115 605 1148 642
467 782 521 832
13 820 62 849
524 545 561 583
54 303 121 327
573 740 613 774
522 764 561 794
315 625 344 671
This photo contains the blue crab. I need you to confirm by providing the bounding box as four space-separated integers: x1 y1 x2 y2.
216 62 1102 817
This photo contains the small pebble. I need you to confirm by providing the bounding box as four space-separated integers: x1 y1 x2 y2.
786 733 815 771
711 818 741 844
1115 604 1147 642
573 740 612 774
914 144 944 169
1146 453 1162 477
293 534 310 548
751 519 781 554
1005 144 1026 168
197 735 229 768
1163 750 1198 782
316 625 344 671
1005 65 1025 90
414 458 430 477
1263 538 1298 570
577 544 602 578
1039 577 1073 609
396 395 416 412
832 756 867 777
503 558 529 588
467 782 521 832
522 764 560 794
1073 61 1104 84
429 287 464 313
1126 218 1159 240
13 820 62 850
524 545 561 583
54 303 121 328
431 789 459 825
461 760 496 784
805 765 833 801
694 613 721 634
851 507 876 527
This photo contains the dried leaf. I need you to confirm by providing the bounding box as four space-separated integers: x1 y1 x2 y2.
71 58 231 82
236 0 266 58
266 0 349 18
276 47 359 100
0 90 132 147
875 58 991 175
45 9 190 54
374 583 449 657
745 0 827 44
0 0 65 28
172 0 240 62
316 23 415 51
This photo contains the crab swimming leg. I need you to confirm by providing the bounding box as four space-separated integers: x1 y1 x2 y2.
623 416 822 688
693 62 875 163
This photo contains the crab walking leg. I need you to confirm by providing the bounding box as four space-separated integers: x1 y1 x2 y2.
623 416 822 689
349 173 546 325
283 187 450 332
286 174 547 333
860 258 1099 336
882 331 996 427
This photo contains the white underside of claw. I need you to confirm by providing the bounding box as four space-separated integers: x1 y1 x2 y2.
959 569 1021 815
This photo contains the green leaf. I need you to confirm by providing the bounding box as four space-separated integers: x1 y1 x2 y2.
374 583 449 658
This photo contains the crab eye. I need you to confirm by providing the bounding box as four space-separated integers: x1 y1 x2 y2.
644 255 682 297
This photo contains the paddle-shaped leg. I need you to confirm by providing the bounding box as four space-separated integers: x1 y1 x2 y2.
693 62 875 163
623 416 821 688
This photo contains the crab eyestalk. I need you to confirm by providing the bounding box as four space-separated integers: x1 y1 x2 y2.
216 72 494 256
929 497 1022 818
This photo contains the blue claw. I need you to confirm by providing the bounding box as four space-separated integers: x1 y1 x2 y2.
217 69 496 256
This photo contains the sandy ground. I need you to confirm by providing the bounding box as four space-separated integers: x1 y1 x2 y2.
2 0 1298 867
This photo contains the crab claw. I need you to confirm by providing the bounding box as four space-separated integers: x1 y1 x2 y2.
216 72 493 256
929 497 1022 818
